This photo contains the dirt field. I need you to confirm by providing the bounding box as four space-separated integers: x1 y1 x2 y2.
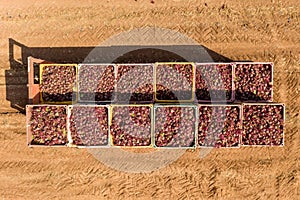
0 0 299 199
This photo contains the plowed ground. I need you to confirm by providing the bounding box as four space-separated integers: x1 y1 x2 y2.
0 0 299 199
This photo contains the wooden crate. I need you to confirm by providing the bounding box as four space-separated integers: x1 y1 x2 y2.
110 104 153 148
39 63 78 104
197 104 242 148
241 103 285 146
26 105 68 147
78 64 116 103
195 63 234 103
154 62 195 103
67 105 110 148
233 62 273 102
115 63 154 104
153 104 197 149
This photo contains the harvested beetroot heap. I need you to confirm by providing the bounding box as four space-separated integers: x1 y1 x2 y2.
116 65 153 102
69 106 109 146
110 106 151 146
155 106 196 147
242 104 284 145
198 106 241 148
78 65 115 102
235 63 272 101
195 64 233 101
156 64 193 101
40 65 76 102
29 106 68 146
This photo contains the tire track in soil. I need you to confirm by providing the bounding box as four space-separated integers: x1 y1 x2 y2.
114 178 135 198
275 165 299 199
218 160 248 198
284 71 299 157
273 72 285 103
139 176 161 198
154 153 210 199
221 160 246 198
45 169 98 193
207 161 219 198
282 70 300 199
174 172 201 199
47 162 118 192
246 159 270 199
0 160 52 173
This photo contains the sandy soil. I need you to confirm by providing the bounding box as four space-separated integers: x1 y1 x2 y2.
0 0 299 199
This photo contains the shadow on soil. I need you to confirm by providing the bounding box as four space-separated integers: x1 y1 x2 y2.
6 38 258 114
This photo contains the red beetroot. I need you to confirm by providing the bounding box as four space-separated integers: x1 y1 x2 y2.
28 105 68 146
110 106 152 146
78 64 115 102
154 106 196 147
242 104 284 146
40 65 76 102
195 64 233 102
116 64 154 102
156 63 194 101
69 106 109 146
235 63 273 101
198 105 241 148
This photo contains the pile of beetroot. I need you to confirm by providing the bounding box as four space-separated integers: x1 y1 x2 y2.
116 64 154 103
110 106 152 146
195 64 233 102
154 106 196 148
198 106 241 148
78 65 115 102
69 106 109 146
40 65 76 102
242 104 284 146
235 63 273 101
155 63 193 101
28 105 68 146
